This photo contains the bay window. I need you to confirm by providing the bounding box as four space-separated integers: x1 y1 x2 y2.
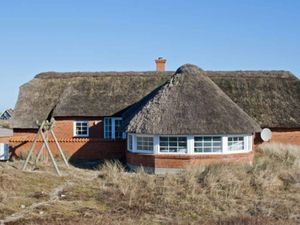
194 136 222 153
228 136 244 151
127 134 252 154
128 134 133 151
136 136 153 152
160 136 187 153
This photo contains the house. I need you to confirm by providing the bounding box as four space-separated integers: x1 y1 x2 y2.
10 58 300 172
0 108 14 120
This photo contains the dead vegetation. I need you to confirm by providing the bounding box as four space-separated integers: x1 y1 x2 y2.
0 143 299 225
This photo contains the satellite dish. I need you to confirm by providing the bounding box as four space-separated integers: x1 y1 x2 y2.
261 128 272 142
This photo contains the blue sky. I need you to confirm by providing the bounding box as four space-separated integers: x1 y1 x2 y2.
1 0 300 112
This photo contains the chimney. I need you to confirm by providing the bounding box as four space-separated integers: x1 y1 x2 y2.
155 57 167 72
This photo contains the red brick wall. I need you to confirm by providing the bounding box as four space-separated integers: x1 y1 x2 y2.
10 117 126 161
14 117 104 139
254 129 300 146
270 130 300 146
127 151 254 169
10 139 126 161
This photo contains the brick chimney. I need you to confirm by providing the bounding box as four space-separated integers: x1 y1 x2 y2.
155 57 167 72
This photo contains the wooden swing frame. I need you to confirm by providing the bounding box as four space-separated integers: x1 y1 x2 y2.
22 119 69 176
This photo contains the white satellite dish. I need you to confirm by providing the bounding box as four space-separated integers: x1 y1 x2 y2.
260 128 272 142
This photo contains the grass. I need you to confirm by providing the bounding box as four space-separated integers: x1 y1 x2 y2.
0 143 299 225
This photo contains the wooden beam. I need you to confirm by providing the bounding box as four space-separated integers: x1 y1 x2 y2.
40 131 61 176
50 129 69 168
22 121 45 171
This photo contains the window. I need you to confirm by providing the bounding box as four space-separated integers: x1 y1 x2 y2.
104 118 122 139
74 121 89 137
194 136 222 153
136 136 153 152
160 136 187 153
104 118 112 139
115 119 122 139
128 134 133 151
228 137 244 151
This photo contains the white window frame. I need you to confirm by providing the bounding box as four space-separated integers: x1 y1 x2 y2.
226 135 250 153
127 134 253 155
127 134 133 151
227 136 245 152
159 135 188 154
134 134 154 154
104 117 123 140
73 121 89 137
193 136 223 154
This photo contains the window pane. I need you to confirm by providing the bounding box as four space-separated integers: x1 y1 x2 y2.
128 135 133 150
136 136 153 152
160 137 168 142
75 121 88 136
159 136 187 153
194 136 222 153
228 136 245 151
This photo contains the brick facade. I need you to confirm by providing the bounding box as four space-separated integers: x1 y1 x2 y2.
270 129 300 146
10 117 126 161
254 129 300 146
9 117 300 169
126 151 254 170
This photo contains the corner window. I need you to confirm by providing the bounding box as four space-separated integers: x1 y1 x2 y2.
228 137 244 151
160 136 187 153
128 134 133 151
194 136 222 153
136 136 153 152
104 118 123 139
74 121 89 137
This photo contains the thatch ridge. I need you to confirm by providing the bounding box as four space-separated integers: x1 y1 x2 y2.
125 64 261 135
35 71 174 79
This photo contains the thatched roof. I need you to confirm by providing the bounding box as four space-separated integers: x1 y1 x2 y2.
125 64 261 135
12 67 300 129
207 71 300 128
13 72 172 128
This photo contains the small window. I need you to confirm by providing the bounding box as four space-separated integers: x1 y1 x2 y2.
136 136 153 152
194 136 222 153
74 121 89 137
128 134 133 151
160 136 187 153
228 137 244 151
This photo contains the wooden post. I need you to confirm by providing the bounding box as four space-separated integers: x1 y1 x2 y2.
40 131 62 176
35 131 48 165
22 121 45 171
22 119 69 176
50 129 69 168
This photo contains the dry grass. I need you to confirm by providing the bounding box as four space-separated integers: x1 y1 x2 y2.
0 143 299 225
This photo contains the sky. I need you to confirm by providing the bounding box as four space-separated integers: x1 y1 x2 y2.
0 0 300 112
